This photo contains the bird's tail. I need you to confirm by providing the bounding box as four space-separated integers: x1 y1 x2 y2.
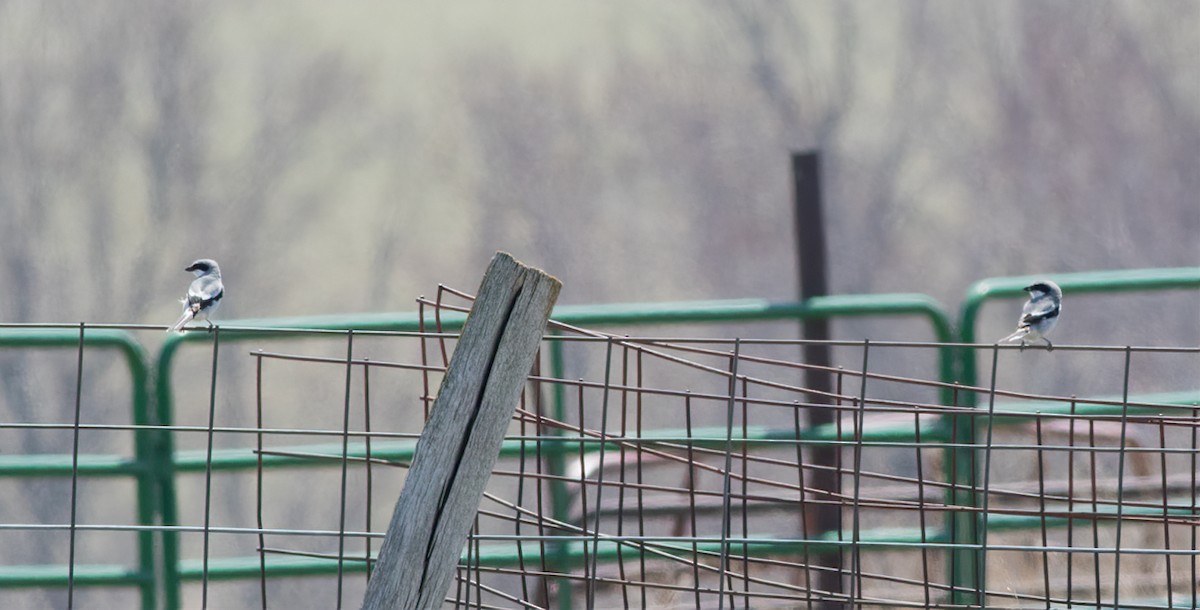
998 326 1030 344
168 309 195 334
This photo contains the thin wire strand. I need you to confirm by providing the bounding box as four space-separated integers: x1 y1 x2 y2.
717 339 741 610
200 326 221 610
335 330 354 609
1111 346 1134 607
585 337 615 610
362 358 375 579
254 351 268 609
66 322 85 610
849 340 870 608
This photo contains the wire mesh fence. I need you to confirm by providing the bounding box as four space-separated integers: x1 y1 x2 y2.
1 280 1198 609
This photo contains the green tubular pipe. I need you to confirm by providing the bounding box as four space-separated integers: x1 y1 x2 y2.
551 294 958 434
555 294 947 325
175 504 1194 584
0 454 144 477
0 329 156 610
153 338 183 610
32 382 1186 480
948 267 1200 606
0 564 149 588
154 295 955 447
172 294 955 386
958 267 1200 394
6 281 1193 606
178 534 944 583
551 296 955 609
154 295 956 608
554 297 952 610
544 334 574 610
154 313 469 609
155 313 470 609
159 389 1192 475
980 390 1198 421
554 295 956 405
163 420 949 474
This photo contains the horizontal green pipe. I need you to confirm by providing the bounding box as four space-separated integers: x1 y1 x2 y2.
174 503 1193 582
554 295 952 334
166 418 948 473
0 564 149 588
0 327 157 610
7 506 1183 589
0 454 144 477
985 503 1200 532
178 554 362 581
9 390 1187 476
985 390 1198 419
0 327 142 349
961 267 1200 332
171 390 1189 474
958 266 1200 386
181 294 951 337
180 525 932 582
151 296 947 610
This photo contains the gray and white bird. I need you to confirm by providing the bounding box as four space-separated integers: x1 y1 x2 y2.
999 280 1062 349
168 259 224 333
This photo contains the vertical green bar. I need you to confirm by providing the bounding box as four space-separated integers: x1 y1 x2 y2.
146 295 962 607
949 283 994 605
121 340 160 610
0 330 159 609
945 346 980 606
155 337 184 610
547 334 572 610
951 267 1200 605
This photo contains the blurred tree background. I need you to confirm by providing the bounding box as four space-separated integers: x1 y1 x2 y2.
0 1 1195 322
0 1 1196 607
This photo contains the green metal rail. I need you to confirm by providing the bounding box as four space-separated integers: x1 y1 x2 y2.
153 311 465 610
947 267 1200 606
152 293 954 609
0 328 156 610
544 295 955 610
1 268 1195 609
959 267 1200 390
160 387 1196 604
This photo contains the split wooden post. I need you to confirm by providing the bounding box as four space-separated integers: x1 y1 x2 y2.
361 252 560 610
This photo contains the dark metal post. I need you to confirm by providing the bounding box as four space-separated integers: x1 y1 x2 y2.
792 151 843 605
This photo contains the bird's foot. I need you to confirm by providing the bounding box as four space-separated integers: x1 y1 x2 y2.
1019 340 1027 352
1044 339 1053 352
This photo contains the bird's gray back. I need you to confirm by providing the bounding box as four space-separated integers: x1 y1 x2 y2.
188 275 223 303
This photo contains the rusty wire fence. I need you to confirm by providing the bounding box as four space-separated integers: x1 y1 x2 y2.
1 281 1198 609
427 292 1197 609
213 289 1197 608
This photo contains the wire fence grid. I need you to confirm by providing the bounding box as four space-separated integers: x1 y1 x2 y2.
0 284 1198 610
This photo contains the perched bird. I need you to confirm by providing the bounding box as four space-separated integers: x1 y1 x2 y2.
168 259 224 333
999 280 1062 350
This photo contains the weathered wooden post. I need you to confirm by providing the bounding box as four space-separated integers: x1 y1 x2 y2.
361 252 561 610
